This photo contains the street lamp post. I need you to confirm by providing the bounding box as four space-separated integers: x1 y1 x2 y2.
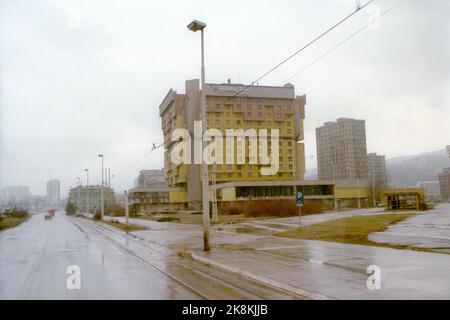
98 154 104 219
356 169 361 209
332 158 339 210
76 177 81 213
349 166 361 209
187 19 210 251
124 190 129 228
84 169 89 214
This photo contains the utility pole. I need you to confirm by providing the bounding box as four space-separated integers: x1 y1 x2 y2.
356 171 361 209
77 177 81 213
125 190 129 228
85 169 89 214
332 161 338 210
372 173 376 207
187 19 210 251
98 154 104 219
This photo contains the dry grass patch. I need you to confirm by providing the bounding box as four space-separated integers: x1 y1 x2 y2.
0 216 29 230
275 213 411 247
103 219 146 232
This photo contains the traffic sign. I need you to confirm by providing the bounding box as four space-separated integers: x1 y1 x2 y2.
296 191 304 207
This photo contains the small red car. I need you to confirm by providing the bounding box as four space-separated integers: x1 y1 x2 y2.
48 208 56 218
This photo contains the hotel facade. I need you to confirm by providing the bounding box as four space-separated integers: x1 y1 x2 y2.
159 79 306 210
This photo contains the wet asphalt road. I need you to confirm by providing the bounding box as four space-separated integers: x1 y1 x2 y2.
0 212 304 300
0 212 204 299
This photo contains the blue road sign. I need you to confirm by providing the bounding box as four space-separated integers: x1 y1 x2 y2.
296 191 304 207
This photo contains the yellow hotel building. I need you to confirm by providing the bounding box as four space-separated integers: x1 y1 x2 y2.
159 79 306 210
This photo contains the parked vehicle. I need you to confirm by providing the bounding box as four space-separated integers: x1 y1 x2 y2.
48 208 56 217
45 208 56 220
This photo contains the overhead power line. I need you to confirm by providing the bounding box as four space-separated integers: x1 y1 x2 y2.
226 0 375 101
282 1 400 83
112 142 164 178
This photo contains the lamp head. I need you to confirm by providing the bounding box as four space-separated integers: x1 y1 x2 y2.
187 20 206 32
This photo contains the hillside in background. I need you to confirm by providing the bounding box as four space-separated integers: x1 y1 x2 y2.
386 149 450 186
304 149 450 186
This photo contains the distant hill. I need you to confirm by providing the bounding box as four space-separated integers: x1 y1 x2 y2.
386 149 450 186
303 149 450 185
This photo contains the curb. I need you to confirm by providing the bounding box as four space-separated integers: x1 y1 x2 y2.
191 252 332 300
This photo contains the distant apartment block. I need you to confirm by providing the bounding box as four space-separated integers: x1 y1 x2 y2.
159 80 306 209
316 118 368 181
367 153 386 189
69 185 116 212
1 185 30 205
137 169 166 188
417 181 440 198
46 179 60 208
439 168 450 200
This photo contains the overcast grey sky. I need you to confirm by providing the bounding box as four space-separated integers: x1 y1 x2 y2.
1 0 449 196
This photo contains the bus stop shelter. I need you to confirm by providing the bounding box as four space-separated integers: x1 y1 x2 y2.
382 188 426 211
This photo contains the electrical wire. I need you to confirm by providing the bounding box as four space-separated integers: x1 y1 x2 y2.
225 0 375 101
111 142 164 178
282 0 400 83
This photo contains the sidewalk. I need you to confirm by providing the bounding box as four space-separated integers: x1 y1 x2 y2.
95 209 450 299
190 234 450 299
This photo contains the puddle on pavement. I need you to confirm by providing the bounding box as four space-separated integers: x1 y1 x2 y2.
219 226 267 234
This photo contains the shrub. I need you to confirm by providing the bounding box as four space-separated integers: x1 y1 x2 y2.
93 211 102 220
129 203 140 217
105 204 125 216
220 203 243 215
243 200 297 217
301 200 322 214
65 201 77 215
3 207 30 218
157 217 180 222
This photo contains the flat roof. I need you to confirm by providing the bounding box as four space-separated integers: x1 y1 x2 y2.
129 186 184 193
204 82 296 99
212 180 335 190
